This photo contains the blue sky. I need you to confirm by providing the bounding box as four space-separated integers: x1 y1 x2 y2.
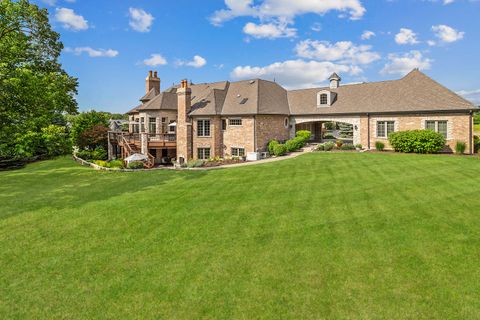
34 0 480 113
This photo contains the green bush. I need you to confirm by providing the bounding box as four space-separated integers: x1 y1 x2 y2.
94 160 108 167
273 144 287 156
474 136 480 153
336 140 343 148
375 141 385 151
91 147 108 161
324 141 335 151
323 133 335 139
187 160 205 168
127 161 145 169
355 144 363 149
388 130 445 154
76 149 92 160
109 160 124 169
455 141 466 154
268 140 279 155
296 130 311 141
340 144 355 150
285 137 306 152
316 144 325 151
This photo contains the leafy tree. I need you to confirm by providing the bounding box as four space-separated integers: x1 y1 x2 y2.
0 0 78 159
70 111 109 150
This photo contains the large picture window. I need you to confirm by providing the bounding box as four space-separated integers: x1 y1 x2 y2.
197 119 211 137
377 121 395 138
426 120 448 138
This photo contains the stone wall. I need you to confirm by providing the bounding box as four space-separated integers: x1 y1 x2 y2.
222 116 255 157
192 116 223 160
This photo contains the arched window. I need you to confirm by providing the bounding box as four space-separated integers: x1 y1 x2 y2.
284 117 289 128
320 94 328 105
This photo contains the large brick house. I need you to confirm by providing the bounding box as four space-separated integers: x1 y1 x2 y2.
108 69 476 166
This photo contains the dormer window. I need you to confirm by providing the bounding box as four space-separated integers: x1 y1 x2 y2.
320 94 328 105
317 90 336 107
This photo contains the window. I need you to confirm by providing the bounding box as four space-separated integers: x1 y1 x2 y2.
197 148 211 160
197 119 211 137
140 117 145 133
168 121 176 133
229 118 242 126
161 117 167 123
320 94 328 105
231 148 245 157
426 120 448 138
149 117 156 133
377 121 395 138
284 117 289 128
222 119 227 130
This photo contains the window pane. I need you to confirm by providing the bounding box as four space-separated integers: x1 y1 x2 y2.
197 120 204 137
426 121 436 131
438 121 448 138
386 121 395 136
377 121 385 138
204 120 210 136
222 119 227 130
320 94 328 105
238 148 245 157
229 119 242 126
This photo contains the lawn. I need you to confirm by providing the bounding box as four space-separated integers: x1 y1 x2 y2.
1 153 480 319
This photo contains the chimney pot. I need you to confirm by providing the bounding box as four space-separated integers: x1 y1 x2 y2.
154 71 158 78
148 70 153 78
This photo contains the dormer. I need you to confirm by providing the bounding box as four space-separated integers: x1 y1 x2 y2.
329 72 341 89
317 90 337 107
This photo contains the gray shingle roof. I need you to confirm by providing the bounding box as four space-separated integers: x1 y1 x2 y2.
127 69 475 116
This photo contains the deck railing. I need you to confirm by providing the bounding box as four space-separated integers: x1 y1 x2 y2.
108 131 176 145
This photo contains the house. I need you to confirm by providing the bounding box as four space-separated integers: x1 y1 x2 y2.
108 69 476 166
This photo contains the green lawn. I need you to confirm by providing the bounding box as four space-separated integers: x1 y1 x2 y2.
1 153 480 319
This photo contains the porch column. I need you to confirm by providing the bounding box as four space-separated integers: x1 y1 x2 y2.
141 132 148 155
289 118 296 139
107 133 114 160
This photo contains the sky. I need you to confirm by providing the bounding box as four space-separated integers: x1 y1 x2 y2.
33 0 480 113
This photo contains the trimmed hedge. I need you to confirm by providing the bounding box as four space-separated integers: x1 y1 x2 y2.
375 141 385 151
273 144 287 156
268 140 279 155
296 130 312 141
388 130 445 154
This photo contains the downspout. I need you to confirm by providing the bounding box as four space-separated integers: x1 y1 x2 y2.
253 115 257 152
469 111 473 155
367 113 371 150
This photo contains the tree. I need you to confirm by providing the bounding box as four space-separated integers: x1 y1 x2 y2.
0 0 78 159
70 111 109 150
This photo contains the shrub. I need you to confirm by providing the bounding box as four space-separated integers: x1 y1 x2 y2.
187 160 205 168
76 149 92 160
94 160 108 167
273 144 287 156
90 147 108 161
268 140 279 155
375 141 385 151
323 141 335 151
455 141 466 154
340 144 355 150
285 137 306 152
323 133 335 139
109 160 124 169
316 144 325 151
475 136 480 153
355 144 363 149
296 130 312 141
336 140 343 148
127 161 145 169
388 130 445 154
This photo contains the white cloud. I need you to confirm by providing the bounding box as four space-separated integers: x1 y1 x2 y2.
55 8 88 31
432 24 464 43
176 55 207 68
295 40 381 65
381 51 432 76
395 28 419 45
361 30 375 40
457 89 480 105
65 47 118 58
210 0 366 26
128 8 154 32
311 23 322 32
231 59 362 89
243 21 296 39
143 54 167 66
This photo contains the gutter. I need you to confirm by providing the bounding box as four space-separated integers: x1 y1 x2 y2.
290 109 475 117
469 111 473 155
367 113 370 150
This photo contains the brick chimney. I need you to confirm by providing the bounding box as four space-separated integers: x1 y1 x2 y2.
146 70 160 94
176 79 192 163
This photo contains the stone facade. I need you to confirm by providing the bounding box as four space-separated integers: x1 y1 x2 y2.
176 83 192 163
192 116 223 159
255 115 290 151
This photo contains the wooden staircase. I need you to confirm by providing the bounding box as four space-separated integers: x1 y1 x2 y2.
121 136 155 169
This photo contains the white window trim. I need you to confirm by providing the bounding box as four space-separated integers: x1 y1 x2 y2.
421 118 452 140
374 119 398 139
316 90 332 107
